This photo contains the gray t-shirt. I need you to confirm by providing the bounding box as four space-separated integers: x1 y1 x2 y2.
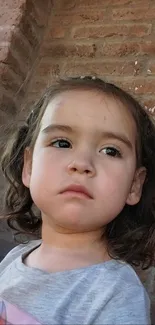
0 240 150 324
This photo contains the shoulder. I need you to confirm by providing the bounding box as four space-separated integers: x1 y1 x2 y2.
112 260 144 285
94 259 143 285
92 260 150 307
93 261 150 324
0 239 41 273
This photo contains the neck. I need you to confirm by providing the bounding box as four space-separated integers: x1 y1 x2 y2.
40 217 109 261
26 217 111 273
42 216 103 245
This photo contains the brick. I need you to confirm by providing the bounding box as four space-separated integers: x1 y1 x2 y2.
62 60 143 77
51 10 107 26
141 42 155 55
112 7 155 20
73 24 151 39
147 61 155 75
52 0 76 9
45 26 66 39
97 42 140 58
35 61 60 78
42 43 97 58
119 78 155 95
53 0 152 9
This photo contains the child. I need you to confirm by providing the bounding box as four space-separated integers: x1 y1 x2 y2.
0 76 155 324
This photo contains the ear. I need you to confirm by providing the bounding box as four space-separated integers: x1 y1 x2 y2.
126 167 147 206
22 147 33 188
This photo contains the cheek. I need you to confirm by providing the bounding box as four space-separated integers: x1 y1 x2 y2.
32 151 60 176
97 161 134 199
29 153 60 195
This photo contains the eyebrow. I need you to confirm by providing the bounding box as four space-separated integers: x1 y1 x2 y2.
42 124 73 134
101 131 133 149
42 124 133 150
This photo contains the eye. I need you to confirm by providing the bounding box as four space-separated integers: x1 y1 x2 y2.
51 138 72 148
101 146 122 158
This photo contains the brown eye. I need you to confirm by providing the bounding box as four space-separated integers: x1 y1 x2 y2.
101 147 121 158
51 139 71 148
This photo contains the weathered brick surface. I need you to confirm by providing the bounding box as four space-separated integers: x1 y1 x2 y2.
46 26 66 39
112 7 155 20
26 0 155 116
141 42 155 55
53 0 154 9
97 42 140 57
42 43 97 58
51 10 108 26
0 0 52 216
148 61 155 74
0 0 52 112
74 24 151 39
62 60 143 77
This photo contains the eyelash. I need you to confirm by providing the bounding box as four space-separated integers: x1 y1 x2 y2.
50 138 122 158
100 147 122 158
50 138 72 148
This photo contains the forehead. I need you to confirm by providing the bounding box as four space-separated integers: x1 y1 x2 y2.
41 90 137 138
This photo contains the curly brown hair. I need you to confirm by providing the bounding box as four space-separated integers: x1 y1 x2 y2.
1 76 155 269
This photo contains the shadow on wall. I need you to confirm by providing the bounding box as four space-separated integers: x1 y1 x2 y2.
0 238 16 262
0 219 16 262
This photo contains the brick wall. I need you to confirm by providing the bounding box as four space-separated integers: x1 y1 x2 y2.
25 0 155 117
0 0 155 321
0 0 52 256
0 0 52 115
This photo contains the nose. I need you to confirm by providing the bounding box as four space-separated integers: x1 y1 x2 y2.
67 151 96 177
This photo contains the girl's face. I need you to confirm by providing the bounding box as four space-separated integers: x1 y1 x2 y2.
22 90 146 233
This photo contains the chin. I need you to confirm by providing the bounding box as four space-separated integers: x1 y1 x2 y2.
47 205 90 232
55 209 85 227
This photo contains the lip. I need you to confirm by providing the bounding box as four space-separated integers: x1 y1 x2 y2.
60 185 93 199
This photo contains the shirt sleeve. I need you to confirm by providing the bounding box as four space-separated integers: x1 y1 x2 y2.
94 283 151 325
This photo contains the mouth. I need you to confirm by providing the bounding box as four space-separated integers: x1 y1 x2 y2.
60 185 93 199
